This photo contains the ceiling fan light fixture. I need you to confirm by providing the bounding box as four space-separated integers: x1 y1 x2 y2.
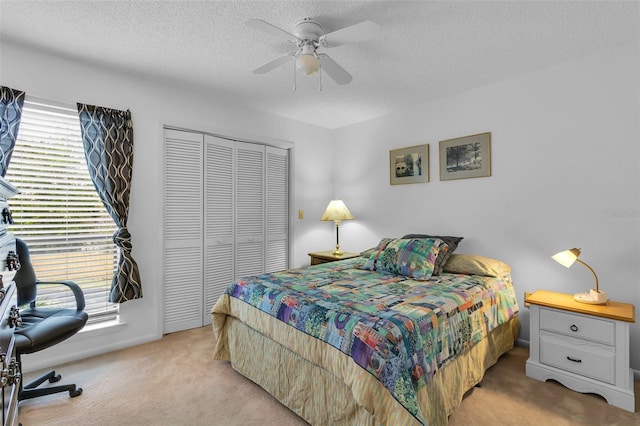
296 53 320 75
247 17 379 85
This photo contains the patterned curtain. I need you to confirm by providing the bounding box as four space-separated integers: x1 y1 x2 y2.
0 86 26 176
77 103 142 303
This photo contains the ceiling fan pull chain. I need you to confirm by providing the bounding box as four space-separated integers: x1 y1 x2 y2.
293 59 297 91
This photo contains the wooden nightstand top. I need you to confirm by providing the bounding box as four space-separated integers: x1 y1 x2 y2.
525 290 635 323
308 250 360 262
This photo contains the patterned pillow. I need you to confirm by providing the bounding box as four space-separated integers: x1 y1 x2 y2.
402 234 463 275
359 237 394 258
361 237 445 280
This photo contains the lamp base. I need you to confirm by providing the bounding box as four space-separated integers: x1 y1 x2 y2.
574 290 608 305
332 247 344 256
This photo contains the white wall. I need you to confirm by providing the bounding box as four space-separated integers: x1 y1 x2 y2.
332 43 640 370
2 40 639 373
0 41 335 370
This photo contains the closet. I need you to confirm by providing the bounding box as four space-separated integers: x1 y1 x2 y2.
163 128 289 333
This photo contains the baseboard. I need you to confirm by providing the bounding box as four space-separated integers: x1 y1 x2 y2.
21 326 161 374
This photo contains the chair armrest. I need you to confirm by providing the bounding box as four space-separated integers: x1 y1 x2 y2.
35 280 86 312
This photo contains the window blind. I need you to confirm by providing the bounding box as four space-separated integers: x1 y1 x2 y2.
5 97 119 324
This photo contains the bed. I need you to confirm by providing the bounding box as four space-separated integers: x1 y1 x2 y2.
212 236 520 425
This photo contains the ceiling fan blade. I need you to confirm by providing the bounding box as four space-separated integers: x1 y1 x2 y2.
253 54 293 74
246 19 299 42
318 54 352 85
321 20 380 47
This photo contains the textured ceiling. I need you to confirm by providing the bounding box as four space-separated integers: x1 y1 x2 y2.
1 1 638 129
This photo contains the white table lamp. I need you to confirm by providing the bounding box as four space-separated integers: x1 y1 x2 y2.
552 248 607 304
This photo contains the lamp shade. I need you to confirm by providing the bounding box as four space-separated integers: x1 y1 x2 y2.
551 248 581 268
320 200 354 221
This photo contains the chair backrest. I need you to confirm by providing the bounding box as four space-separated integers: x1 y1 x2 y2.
14 238 38 306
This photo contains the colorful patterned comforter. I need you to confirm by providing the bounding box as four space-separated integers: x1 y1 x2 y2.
222 256 519 423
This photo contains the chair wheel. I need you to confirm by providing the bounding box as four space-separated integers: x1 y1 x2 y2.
70 387 83 398
50 374 62 383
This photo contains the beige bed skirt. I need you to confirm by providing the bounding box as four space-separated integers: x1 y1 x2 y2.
212 294 520 425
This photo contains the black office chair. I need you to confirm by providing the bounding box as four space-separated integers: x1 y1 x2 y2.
13 238 89 400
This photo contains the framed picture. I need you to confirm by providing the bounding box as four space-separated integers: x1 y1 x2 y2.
389 144 429 185
439 132 491 181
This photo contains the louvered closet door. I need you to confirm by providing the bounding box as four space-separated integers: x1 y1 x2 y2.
203 135 235 326
265 146 289 273
163 129 203 333
235 142 265 277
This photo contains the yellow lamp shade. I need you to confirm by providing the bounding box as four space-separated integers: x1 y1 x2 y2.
320 200 354 221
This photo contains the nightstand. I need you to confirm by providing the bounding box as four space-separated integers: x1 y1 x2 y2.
525 290 636 412
308 250 360 265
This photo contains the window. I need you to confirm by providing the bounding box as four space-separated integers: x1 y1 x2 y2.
5 97 118 324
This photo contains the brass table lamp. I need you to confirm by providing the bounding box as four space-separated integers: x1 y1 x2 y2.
320 199 354 256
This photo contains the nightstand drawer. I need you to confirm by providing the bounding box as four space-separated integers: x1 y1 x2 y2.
311 256 331 265
540 307 614 346
540 331 615 384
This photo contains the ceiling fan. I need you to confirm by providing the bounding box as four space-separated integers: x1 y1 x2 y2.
246 17 380 88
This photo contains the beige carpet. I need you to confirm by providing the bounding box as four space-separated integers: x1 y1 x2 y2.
18 326 640 425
